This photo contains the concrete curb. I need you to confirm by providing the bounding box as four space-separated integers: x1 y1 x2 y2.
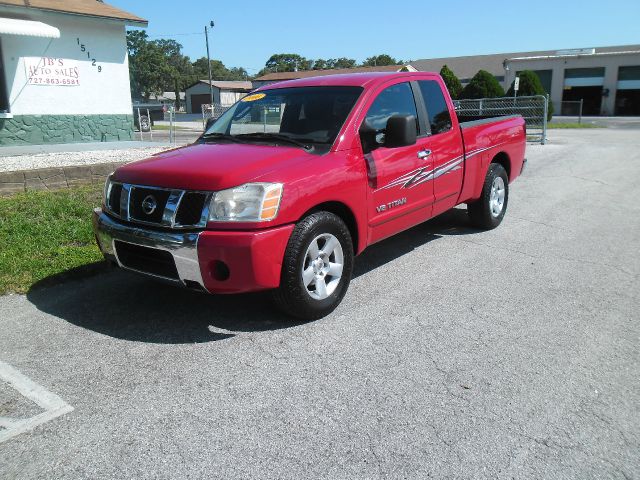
0 162 125 196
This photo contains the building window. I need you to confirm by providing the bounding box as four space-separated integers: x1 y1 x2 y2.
533 70 552 94
516 70 553 95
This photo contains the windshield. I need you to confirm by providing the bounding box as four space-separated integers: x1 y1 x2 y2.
204 86 363 150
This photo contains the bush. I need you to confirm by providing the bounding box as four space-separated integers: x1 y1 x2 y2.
460 70 505 99
439 65 463 99
506 70 554 120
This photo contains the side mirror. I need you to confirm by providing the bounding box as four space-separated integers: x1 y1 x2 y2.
385 115 417 148
204 117 215 131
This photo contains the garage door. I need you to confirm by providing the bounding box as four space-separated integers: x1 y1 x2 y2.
615 66 640 116
190 94 210 114
562 68 605 115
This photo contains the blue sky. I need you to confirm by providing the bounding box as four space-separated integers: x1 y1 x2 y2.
110 0 640 75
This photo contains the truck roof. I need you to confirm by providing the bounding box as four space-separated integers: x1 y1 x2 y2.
257 71 434 90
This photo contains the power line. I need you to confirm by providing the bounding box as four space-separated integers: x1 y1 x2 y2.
146 32 204 37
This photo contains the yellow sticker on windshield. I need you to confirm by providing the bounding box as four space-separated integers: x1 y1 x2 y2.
241 93 266 102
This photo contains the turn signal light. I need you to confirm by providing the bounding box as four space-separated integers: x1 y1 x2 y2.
260 185 283 221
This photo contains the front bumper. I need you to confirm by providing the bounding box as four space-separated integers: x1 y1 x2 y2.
93 209 294 294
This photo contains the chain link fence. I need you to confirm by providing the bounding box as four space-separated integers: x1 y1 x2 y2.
558 100 584 120
201 104 231 129
453 95 548 144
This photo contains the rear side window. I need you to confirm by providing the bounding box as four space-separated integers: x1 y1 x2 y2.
364 82 418 133
417 80 452 135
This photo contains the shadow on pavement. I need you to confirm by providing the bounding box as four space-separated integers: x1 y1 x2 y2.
27 208 480 344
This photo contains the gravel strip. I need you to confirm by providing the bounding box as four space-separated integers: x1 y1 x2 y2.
0 146 169 173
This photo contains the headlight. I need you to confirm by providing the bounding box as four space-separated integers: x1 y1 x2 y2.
208 183 283 222
103 175 113 208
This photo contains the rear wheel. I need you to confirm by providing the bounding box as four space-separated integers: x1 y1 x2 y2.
272 212 353 320
468 163 509 229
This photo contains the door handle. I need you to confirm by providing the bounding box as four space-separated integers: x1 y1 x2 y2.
417 149 432 159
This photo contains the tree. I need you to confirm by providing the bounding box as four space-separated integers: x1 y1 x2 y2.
460 70 505 99
333 57 357 69
127 31 175 101
126 30 148 56
313 59 330 70
312 57 357 70
131 42 175 100
264 53 312 73
506 70 554 120
192 58 248 81
439 65 463 100
152 38 194 108
362 54 400 67
127 30 248 106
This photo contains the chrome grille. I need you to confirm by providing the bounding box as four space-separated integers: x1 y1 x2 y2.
105 182 210 229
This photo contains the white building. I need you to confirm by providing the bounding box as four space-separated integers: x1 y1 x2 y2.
0 0 146 146
185 80 253 114
409 45 640 116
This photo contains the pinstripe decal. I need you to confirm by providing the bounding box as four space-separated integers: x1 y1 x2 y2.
377 141 510 191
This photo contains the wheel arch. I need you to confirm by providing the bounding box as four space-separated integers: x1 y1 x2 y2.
300 201 360 255
491 151 511 180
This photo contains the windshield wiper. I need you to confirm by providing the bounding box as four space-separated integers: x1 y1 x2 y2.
235 133 313 150
201 132 243 143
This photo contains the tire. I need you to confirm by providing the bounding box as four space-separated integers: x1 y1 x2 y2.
468 163 509 230
272 212 354 320
139 115 151 132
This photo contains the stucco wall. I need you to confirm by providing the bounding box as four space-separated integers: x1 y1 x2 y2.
505 53 640 115
2 9 132 116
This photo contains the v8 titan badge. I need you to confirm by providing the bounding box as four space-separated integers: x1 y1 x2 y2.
376 197 407 213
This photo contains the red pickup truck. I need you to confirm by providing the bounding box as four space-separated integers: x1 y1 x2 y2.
94 72 526 319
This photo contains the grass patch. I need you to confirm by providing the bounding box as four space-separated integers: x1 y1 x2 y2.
548 122 602 129
0 184 105 294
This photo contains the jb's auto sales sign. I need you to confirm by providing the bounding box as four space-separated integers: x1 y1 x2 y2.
25 57 80 86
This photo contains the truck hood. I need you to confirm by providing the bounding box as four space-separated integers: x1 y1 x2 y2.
113 142 315 191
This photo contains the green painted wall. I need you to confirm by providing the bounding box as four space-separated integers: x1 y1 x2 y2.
0 114 134 146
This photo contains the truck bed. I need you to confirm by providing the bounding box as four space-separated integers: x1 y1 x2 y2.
457 114 526 204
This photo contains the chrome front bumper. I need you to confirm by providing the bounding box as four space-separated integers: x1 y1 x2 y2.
93 208 206 289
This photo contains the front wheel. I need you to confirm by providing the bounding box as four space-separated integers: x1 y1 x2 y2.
272 212 354 320
467 163 509 229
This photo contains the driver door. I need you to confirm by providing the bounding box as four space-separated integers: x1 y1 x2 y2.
362 81 435 244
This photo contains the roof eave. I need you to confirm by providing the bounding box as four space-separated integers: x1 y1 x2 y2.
0 4 148 26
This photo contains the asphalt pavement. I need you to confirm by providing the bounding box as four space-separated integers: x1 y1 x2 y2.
0 128 638 479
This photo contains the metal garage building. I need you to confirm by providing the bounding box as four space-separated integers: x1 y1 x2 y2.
410 45 640 116
184 80 252 114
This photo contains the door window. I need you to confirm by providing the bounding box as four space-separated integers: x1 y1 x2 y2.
362 82 418 151
417 80 452 135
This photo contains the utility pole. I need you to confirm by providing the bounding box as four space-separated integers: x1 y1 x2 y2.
205 20 214 106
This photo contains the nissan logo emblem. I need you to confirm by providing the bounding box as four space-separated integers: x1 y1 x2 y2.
141 195 157 215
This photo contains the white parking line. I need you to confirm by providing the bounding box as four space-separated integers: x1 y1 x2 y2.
0 360 74 444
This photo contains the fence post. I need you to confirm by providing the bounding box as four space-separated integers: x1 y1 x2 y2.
479 99 483 116
542 95 548 145
147 108 152 141
263 105 267 132
579 99 583 124
137 108 143 141
169 106 174 144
